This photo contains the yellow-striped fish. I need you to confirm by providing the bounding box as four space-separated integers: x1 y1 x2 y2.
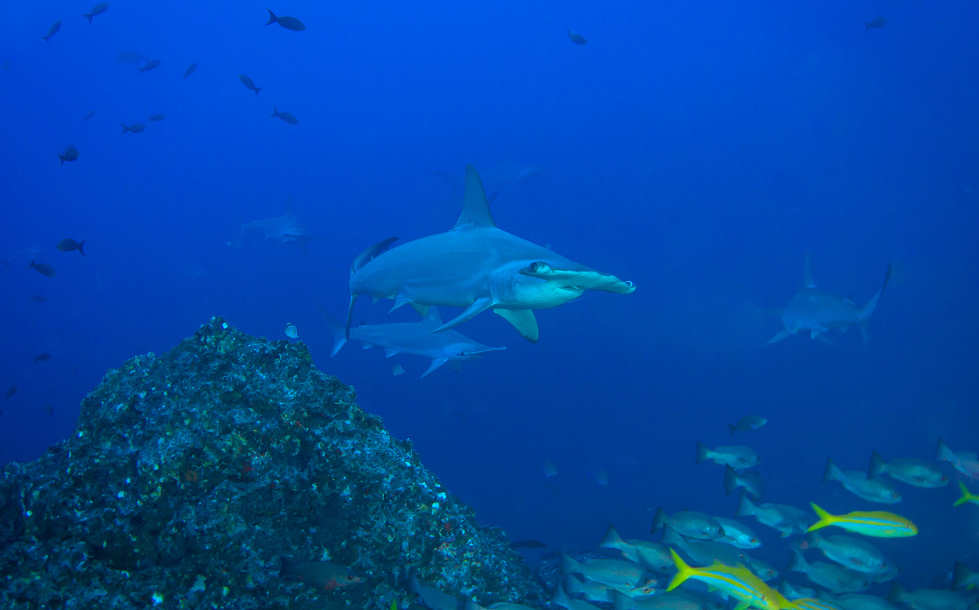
791 598 841 610
807 503 917 538
953 481 979 507
666 548 796 610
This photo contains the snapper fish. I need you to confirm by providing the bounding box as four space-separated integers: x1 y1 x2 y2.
868 451 948 488
824 459 901 504
937 438 979 480
651 508 722 541
737 496 809 538
697 442 759 470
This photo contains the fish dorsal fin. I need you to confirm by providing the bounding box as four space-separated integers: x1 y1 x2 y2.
803 253 816 288
422 307 442 324
351 236 398 273
454 165 496 229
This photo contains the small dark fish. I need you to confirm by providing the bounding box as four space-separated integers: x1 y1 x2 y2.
57 238 86 255
239 74 261 95
34 353 51 363
29 261 56 277
568 29 587 45
183 63 197 79
280 558 362 591
83 2 109 24
121 122 146 134
511 539 547 549
147 113 166 122
42 20 62 41
5 386 16 400
31 295 47 303
265 9 306 31
83 110 96 120
59 145 79 165
865 17 887 30
272 106 298 125
138 59 160 72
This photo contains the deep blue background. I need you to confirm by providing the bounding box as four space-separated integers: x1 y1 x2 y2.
2 0 978 593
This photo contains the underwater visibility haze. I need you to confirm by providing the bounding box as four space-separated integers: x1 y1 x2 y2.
2 0 979 608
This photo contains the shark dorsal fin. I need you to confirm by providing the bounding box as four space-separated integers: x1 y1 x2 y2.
454 165 495 229
803 253 816 288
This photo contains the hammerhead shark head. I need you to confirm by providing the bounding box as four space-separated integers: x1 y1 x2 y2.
331 308 506 378
345 165 636 342
768 255 892 345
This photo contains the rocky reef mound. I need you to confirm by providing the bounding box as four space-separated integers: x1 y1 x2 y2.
0 317 543 609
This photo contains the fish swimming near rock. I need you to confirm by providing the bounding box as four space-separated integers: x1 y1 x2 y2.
58 145 79 165
57 238 86 255
82 2 109 24
331 308 506 378
42 20 61 41
272 106 298 124
265 9 305 31
29 261 56 277
239 74 261 95
768 256 891 345
666 548 787 610
344 165 635 342
183 63 197 79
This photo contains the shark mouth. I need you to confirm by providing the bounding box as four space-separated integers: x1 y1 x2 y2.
520 262 636 295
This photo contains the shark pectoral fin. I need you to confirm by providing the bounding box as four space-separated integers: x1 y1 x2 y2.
351 236 398 272
384 348 400 358
433 297 494 333
389 294 413 314
421 358 449 378
767 329 791 344
494 308 539 342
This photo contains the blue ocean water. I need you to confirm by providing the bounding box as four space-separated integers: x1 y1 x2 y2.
2 0 978 598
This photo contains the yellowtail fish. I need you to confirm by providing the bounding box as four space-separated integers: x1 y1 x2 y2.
953 481 979 507
666 548 795 610
806 503 917 538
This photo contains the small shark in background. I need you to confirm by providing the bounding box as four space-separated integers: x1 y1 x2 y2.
233 207 312 251
768 255 892 345
330 308 505 378
345 165 636 342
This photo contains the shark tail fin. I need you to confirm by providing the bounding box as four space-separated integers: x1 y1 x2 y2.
265 9 278 25
859 263 893 323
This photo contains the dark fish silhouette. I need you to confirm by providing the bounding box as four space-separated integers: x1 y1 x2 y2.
568 29 587 45
29 261 56 277
183 63 197 79
139 59 160 72
4 386 15 400
31 295 47 303
57 238 86 255
239 74 261 95
34 353 51 363
148 113 165 122
272 106 298 125
42 20 62 41
865 17 887 30
59 145 79 165
265 9 305 31
121 122 146 134
83 110 96 121
83 2 109 24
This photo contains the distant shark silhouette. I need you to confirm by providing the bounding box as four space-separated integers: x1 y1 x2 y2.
232 208 312 251
768 255 891 344
345 165 636 342
330 308 505 378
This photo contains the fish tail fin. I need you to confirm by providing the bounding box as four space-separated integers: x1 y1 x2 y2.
600 525 625 550
868 450 886 478
650 507 666 534
551 584 572 609
120 123 128 134
265 9 278 25
666 548 693 592
823 458 839 483
953 481 974 508
788 548 808 573
937 438 954 463
83 13 93 24
806 502 834 532
78 240 86 256
695 441 709 464
736 493 756 517
723 465 737 495
859 264 892 322
255 87 261 95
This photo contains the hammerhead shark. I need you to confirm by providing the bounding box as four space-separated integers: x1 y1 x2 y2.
345 165 636 342
768 255 892 345
331 308 506 378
